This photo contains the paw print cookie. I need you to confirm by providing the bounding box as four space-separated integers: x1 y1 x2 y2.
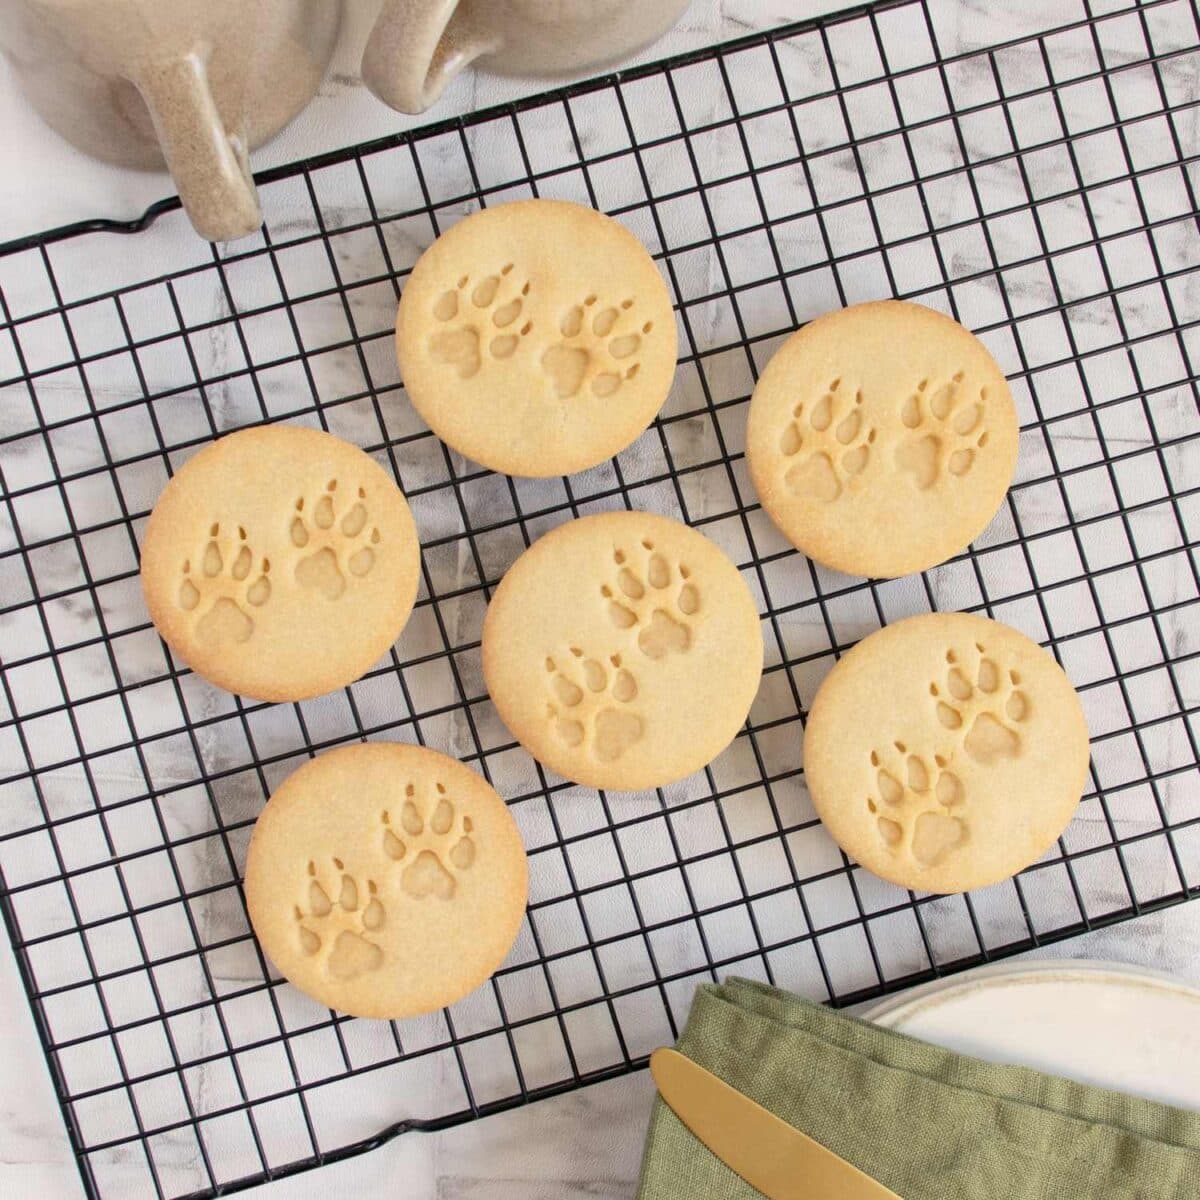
140 425 420 702
778 379 876 504
930 644 1030 765
746 301 1019 578
866 744 968 869
544 648 643 763
246 744 528 1020
177 523 271 647
599 537 699 661
541 295 652 399
428 264 532 379
895 372 991 490
294 859 386 981
396 199 677 477
290 480 381 600
482 510 763 791
380 783 477 899
805 612 1089 895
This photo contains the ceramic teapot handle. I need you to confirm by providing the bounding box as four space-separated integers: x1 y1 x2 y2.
362 0 500 115
135 52 262 243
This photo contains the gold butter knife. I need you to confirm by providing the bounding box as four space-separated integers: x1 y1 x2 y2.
650 1048 903 1200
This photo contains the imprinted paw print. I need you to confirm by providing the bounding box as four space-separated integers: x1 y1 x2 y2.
540 294 653 399
429 264 532 378
177 523 271 647
380 783 476 900
545 648 643 763
600 537 699 660
779 378 877 503
929 643 1030 765
895 372 991 490
290 480 380 600
294 858 385 981
867 742 968 868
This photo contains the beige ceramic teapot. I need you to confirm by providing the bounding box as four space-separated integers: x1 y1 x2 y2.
362 0 692 114
0 0 341 241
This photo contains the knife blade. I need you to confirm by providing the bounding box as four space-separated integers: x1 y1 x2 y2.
650 1048 903 1200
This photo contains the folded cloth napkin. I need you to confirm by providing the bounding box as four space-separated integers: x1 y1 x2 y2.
637 977 1200 1199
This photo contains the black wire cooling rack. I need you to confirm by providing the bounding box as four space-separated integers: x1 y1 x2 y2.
0 1 1197 1197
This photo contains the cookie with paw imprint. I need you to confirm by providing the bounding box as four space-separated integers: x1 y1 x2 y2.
139 424 420 702
395 199 677 478
482 510 763 790
245 743 528 1020
746 300 1019 578
804 612 1090 894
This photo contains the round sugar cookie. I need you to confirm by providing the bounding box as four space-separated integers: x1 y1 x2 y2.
482 511 763 791
245 744 527 1019
395 199 677 478
140 425 420 702
805 612 1090 894
746 301 1019 578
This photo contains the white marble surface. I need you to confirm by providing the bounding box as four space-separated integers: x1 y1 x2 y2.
1 1 1198 1198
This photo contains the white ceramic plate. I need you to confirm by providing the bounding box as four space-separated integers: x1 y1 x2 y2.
865 960 1200 1110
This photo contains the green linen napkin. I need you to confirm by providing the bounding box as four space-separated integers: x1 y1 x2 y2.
637 977 1200 1199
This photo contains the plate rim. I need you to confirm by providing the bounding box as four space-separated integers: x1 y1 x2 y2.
865 958 1200 1027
